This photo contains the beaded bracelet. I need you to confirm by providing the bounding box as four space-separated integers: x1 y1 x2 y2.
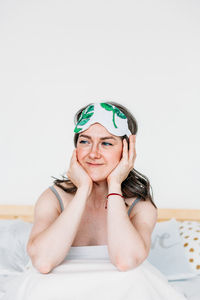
105 193 125 209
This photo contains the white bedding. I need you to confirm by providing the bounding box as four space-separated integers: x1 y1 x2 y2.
1 245 188 300
170 277 200 300
2 273 200 300
1 219 200 300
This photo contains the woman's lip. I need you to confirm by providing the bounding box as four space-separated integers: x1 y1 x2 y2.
87 163 103 166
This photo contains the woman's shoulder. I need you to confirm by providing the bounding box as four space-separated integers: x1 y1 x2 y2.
125 196 138 206
125 196 157 219
49 183 75 212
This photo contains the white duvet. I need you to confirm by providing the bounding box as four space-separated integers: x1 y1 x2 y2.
4 245 187 300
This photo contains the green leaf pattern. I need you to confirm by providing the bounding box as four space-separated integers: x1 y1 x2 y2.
100 103 127 128
74 103 127 133
74 105 94 133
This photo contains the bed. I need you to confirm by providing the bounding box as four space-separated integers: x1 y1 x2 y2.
0 205 200 300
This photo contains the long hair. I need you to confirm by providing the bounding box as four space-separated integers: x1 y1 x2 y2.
51 101 157 209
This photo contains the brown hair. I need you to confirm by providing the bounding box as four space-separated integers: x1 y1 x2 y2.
51 101 157 209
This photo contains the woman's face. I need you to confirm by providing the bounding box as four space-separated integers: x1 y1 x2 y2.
76 123 123 183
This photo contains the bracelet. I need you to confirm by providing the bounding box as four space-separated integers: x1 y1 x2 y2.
105 193 125 209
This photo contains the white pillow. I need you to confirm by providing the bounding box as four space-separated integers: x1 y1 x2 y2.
147 218 196 281
0 219 33 273
178 220 200 275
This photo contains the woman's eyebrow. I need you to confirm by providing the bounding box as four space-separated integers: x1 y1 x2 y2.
79 134 116 141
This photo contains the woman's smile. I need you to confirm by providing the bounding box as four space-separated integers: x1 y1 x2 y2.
87 162 104 167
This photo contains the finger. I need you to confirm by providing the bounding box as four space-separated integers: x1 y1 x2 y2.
71 149 77 163
129 135 136 162
122 138 128 160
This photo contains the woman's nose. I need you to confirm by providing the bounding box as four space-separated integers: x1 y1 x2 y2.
88 145 101 159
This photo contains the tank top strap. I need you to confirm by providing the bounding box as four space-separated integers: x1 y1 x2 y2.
127 197 141 217
49 185 64 212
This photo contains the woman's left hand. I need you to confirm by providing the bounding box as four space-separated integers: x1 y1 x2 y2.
107 134 136 186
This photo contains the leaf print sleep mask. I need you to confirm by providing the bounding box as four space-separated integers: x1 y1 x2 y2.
74 102 132 137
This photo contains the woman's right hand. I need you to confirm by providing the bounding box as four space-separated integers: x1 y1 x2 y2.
66 149 93 193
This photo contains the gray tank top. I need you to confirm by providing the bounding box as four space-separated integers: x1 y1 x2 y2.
49 185 141 216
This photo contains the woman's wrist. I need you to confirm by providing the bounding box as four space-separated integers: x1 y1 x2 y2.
108 182 122 194
77 184 92 197
105 183 123 209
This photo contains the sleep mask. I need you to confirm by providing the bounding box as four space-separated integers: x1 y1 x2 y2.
74 102 132 137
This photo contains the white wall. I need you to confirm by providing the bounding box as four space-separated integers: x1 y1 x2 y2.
0 0 199 208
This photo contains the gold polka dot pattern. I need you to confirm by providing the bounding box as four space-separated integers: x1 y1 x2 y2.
179 221 200 274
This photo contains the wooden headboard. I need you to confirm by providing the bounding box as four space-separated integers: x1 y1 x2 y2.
0 205 200 223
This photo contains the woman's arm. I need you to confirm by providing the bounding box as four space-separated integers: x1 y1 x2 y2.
107 183 157 271
27 186 90 274
106 136 157 271
28 148 93 274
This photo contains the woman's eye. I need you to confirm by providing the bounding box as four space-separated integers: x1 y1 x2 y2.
79 140 112 146
102 142 113 146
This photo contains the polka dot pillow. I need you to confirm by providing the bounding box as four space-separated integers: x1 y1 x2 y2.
178 221 200 274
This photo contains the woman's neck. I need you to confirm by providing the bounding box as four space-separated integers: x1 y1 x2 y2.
86 180 108 210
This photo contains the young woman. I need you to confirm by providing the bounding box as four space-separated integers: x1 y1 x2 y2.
26 102 186 299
